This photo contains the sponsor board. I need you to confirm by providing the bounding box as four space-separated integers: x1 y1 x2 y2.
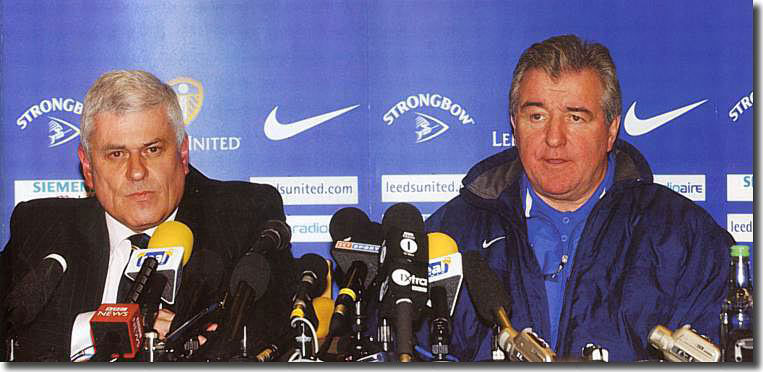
381 174 463 203
727 214 753 242
16 97 83 147
492 131 515 147
727 174 753 202
251 176 358 205
383 93 475 143
14 179 89 205
729 91 753 122
286 215 332 242
653 174 706 201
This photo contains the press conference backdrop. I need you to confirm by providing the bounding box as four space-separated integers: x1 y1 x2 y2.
1 2 753 263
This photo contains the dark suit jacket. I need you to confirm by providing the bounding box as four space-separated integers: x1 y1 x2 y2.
0 165 295 361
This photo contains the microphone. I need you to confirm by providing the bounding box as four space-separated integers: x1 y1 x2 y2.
122 221 194 304
165 250 225 348
290 253 329 324
89 303 144 361
5 253 68 333
427 232 462 360
249 220 291 256
462 250 556 362
378 203 429 362
649 324 720 362
203 252 271 360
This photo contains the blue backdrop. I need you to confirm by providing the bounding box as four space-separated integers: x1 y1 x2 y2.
1 1 753 264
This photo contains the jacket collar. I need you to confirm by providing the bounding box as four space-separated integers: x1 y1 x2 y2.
460 139 653 212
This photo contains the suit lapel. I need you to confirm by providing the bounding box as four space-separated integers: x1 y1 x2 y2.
74 198 110 309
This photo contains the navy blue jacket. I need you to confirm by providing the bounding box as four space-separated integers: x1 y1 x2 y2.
418 140 733 361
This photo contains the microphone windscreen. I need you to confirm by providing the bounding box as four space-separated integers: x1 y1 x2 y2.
428 232 458 259
462 250 511 325
329 207 371 241
297 253 329 298
382 203 424 233
230 253 271 302
258 219 292 252
148 220 194 265
430 285 449 318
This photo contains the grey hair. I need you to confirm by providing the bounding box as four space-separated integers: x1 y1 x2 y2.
509 34 622 125
80 70 185 156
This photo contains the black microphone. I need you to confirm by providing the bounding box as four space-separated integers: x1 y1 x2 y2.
328 207 382 336
166 250 225 349
378 202 429 362
290 253 328 324
462 251 555 362
4 253 68 334
249 220 291 256
429 286 451 360
203 252 271 361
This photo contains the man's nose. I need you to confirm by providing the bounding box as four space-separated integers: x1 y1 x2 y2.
545 118 567 147
127 153 147 181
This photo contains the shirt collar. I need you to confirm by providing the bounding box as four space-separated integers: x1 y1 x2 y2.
523 152 615 218
105 209 178 252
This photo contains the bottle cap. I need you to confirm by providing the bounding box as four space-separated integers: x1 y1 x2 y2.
730 245 750 257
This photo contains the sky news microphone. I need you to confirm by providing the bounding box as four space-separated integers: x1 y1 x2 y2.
5 253 68 334
203 252 271 361
462 251 555 362
329 207 382 290
378 202 429 362
290 253 328 325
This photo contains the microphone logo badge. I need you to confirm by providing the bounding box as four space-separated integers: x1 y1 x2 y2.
135 250 175 266
428 257 451 277
400 235 419 255
392 268 428 292
168 77 204 126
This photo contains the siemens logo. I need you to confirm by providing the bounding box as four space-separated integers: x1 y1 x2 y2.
15 180 89 205
727 174 753 202
727 214 753 242
653 175 706 201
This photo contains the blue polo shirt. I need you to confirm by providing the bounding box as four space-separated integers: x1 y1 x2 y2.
520 152 615 350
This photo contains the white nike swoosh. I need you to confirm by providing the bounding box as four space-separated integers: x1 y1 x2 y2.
264 104 360 140
482 236 506 249
623 99 708 136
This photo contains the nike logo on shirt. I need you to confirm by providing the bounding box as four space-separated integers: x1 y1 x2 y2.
482 236 506 249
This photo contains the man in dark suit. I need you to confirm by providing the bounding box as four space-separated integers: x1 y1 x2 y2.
1 70 295 361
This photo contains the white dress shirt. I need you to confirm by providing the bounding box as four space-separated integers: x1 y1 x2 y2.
70 210 177 361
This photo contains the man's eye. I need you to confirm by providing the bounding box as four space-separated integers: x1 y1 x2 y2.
570 114 583 122
147 146 160 153
108 151 124 159
530 113 545 121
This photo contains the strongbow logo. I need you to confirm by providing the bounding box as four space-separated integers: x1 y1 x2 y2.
623 99 707 136
264 104 360 141
383 93 475 143
168 77 204 125
47 117 81 147
16 97 83 148
729 91 753 122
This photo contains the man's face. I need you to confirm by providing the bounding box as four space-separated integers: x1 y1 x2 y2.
78 106 189 232
511 68 620 211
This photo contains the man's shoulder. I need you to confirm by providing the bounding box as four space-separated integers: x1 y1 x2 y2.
13 196 96 218
185 166 281 203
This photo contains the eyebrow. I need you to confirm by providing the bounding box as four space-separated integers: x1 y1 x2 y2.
101 138 163 151
520 101 545 110
566 106 593 116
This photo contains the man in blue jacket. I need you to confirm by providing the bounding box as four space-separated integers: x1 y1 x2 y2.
420 35 733 361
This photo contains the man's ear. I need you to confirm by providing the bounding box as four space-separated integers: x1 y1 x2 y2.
77 144 94 190
606 115 621 151
180 135 190 175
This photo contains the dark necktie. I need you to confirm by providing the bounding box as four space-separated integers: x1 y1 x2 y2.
116 233 151 302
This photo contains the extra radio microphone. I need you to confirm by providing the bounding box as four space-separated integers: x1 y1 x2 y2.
290 253 329 323
649 324 721 362
378 203 429 362
5 253 68 333
462 251 556 362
